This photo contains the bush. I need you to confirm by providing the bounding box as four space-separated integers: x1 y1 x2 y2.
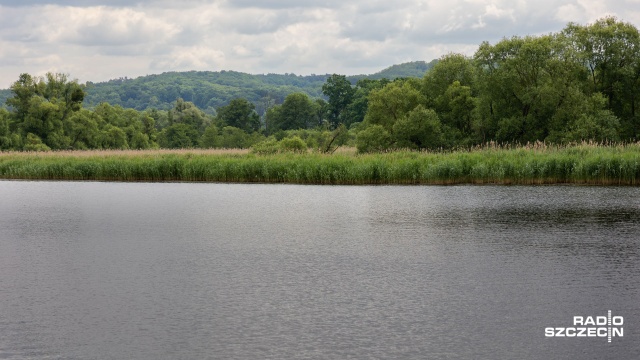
24 133 51 152
356 125 392 153
279 136 307 153
393 105 442 149
250 138 280 155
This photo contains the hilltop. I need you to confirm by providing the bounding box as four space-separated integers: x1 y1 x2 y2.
0 60 436 113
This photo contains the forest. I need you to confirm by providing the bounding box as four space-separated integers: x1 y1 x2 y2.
0 17 638 154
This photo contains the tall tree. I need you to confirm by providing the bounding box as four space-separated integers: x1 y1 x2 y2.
216 98 260 133
344 78 390 127
6 72 85 149
267 92 318 132
564 17 640 138
364 79 424 132
322 74 355 127
474 34 595 143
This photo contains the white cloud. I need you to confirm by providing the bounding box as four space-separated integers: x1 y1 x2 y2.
555 0 611 23
0 1 639 88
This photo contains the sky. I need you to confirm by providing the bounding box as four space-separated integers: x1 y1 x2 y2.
0 0 639 88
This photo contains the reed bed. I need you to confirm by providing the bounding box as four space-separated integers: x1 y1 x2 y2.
1 143 639 185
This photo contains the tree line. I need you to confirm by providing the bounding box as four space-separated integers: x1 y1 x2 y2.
355 17 640 152
1 17 638 152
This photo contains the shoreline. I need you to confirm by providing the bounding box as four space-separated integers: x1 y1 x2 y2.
1 145 639 185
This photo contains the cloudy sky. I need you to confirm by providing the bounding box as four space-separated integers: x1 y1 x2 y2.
0 0 638 88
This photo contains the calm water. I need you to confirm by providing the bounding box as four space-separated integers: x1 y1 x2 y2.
0 181 638 359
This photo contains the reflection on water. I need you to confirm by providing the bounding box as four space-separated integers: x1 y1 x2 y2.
0 182 638 359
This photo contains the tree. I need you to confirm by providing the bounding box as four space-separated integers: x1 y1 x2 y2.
6 73 39 125
355 124 392 153
267 92 318 132
364 79 424 131
63 109 100 149
99 124 128 149
23 133 50 151
393 105 443 150
200 124 219 148
214 126 261 148
216 98 261 133
322 74 355 127
158 123 200 149
6 72 86 149
0 108 21 150
94 103 157 149
169 98 209 132
474 33 588 143
423 53 476 107
344 78 390 127
563 17 640 139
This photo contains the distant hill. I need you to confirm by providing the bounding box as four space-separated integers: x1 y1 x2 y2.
0 89 10 108
349 59 438 81
1 60 436 112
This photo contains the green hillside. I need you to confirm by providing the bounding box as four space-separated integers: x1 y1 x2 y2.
83 71 329 113
0 89 10 108
349 59 438 81
0 61 434 112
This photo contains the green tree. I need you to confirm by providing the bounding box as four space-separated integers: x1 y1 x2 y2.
158 123 200 148
214 126 261 148
268 92 318 132
356 125 392 153
200 124 219 148
63 109 100 149
364 79 424 131
216 98 260 133
564 17 640 139
344 78 390 127
23 133 51 151
169 98 209 132
99 125 128 149
94 103 156 149
6 73 39 125
322 74 355 127
393 105 443 150
6 73 86 149
423 53 476 107
0 108 21 150
474 33 588 143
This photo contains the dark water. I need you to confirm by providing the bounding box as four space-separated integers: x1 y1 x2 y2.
0 181 638 359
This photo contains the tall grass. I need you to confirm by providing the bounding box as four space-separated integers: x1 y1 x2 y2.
1 144 639 185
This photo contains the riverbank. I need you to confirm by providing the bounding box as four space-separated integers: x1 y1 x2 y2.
1 144 639 185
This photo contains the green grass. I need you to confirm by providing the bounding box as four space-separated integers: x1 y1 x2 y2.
1 144 640 185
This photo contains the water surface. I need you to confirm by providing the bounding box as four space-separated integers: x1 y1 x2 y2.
0 182 638 359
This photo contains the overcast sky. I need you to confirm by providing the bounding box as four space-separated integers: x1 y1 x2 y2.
0 0 638 88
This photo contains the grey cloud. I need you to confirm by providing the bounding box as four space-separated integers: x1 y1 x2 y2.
349 0 407 15
72 25 155 47
226 0 343 10
231 10 298 35
1 0 140 6
1 0 639 89
0 0 223 9
340 13 404 42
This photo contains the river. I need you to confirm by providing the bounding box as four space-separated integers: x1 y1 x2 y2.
0 181 638 359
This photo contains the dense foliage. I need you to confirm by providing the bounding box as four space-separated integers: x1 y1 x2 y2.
77 61 433 113
1 18 639 153
354 17 640 152
0 63 433 111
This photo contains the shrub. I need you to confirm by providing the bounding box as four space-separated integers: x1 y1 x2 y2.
356 125 392 153
279 136 307 153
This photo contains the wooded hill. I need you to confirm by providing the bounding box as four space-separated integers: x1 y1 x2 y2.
0 60 436 114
